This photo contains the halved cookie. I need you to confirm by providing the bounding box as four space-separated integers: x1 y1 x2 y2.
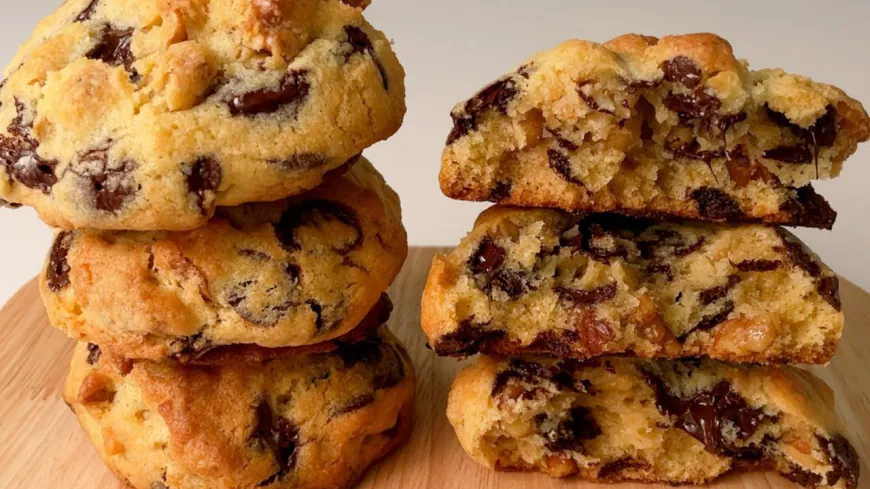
422 206 843 364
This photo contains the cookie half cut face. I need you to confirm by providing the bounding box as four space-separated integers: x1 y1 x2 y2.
41 157 408 360
0 0 405 230
440 33 870 229
448 356 859 489
422 206 843 364
65 326 415 489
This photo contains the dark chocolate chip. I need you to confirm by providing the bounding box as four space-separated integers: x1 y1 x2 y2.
733 259 781 272
548 149 584 186
764 145 813 164
251 400 299 485
0 198 21 209
661 56 702 89
167 333 213 361
767 104 838 148
446 78 517 144
698 275 741 305
537 406 601 454
490 268 530 298
642 374 770 455
75 0 99 21
46 231 73 292
775 229 822 277
72 146 138 213
371 344 406 390
225 280 295 327
690 187 745 221
334 335 384 368
679 301 734 341
576 80 613 115
488 180 512 201
783 464 823 488
468 237 505 275
817 276 842 311
227 69 310 116
780 186 837 230
557 283 617 305
184 157 221 214
666 139 731 162
87 26 138 81
433 318 504 357
86 343 101 365
274 199 362 254
517 63 534 79
663 90 721 125
270 153 327 172
0 100 58 194
819 434 859 489
343 25 388 90
598 458 651 479
646 263 674 281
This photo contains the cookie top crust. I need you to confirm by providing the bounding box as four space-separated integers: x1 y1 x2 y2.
440 33 868 228
41 157 408 360
422 206 843 364
65 326 415 489
0 0 405 230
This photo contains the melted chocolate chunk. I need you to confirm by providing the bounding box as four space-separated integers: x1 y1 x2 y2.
434 318 504 357
492 360 572 397
734 259 781 272
819 434 859 489
548 149 583 186
274 200 362 254
167 333 211 361
598 457 651 479
46 231 73 292
557 283 617 305
780 185 837 230
252 401 299 485
227 70 310 116
638 229 706 260
270 153 327 172
343 25 388 90
783 464 823 488
537 406 601 454
446 78 518 144
225 279 295 327
817 276 842 311
679 301 734 341
767 105 838 148
0 100 58 194
185 157 221 214
468 237 505 275
642 374 770 454
86 343 101 365
488 180 512 201
661 56 702 89
334 336 384 368
0 198 21 209
691 187 745 221
371 344 406 390
764 145 813 164
646 263 674 281
75 0 99 21
775 230 822 277
663 90 721 125
698 275 741 305
87 26 138 81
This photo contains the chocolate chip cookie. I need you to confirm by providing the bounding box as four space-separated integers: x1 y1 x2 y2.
0 0 405 230
65 326 415 489
41 157 407 360
422 206 843 364
440 33 869 229
448 356 858 488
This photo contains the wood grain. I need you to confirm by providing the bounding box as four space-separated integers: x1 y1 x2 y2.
0 247 868 489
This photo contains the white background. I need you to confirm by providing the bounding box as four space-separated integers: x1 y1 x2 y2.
1 0 869 304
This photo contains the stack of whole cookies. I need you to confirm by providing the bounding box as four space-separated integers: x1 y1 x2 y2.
423 34 867 488
1 1 414 488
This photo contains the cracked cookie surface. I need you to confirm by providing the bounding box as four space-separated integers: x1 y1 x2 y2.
41 157 407 360
0 0 405 230
440 33 869 229
448 356 858 488
65 326 415 489
422 206 842 364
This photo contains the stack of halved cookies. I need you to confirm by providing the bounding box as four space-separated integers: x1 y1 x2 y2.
1 1 413 488
423 33 867 488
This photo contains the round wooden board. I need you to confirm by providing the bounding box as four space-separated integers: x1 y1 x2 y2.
1 247 868 489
